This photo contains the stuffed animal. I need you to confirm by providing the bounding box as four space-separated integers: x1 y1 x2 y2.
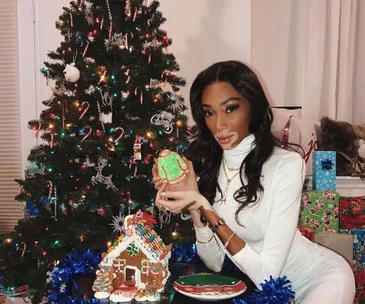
358 139 365 162
320 117 365 175
351 139 365 176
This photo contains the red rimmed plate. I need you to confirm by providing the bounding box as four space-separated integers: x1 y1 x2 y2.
173 273 247 301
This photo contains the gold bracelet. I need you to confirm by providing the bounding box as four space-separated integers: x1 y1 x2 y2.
224 232 236 249
196 233 214 244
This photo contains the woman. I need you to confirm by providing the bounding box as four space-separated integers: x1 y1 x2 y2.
152 61 355 303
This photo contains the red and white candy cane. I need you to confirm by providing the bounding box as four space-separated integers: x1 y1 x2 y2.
17 242 27 257
124 69 130 83
140 91 143 104
82 40 90 57
78 0 83 10
133 9 137 21
148 53 152 64
69 13 73 28
113 127 124 142
34 121 41 137
125 0 131 16
79 102 90 119
147 13 155 26
134 87 138 95
161 70 170 79
48 181 53 198
100 17 104 30
49 133 54 148
81 126 92 142
124 34 129 48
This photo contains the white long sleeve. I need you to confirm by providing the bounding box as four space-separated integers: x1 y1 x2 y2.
194 225 225 272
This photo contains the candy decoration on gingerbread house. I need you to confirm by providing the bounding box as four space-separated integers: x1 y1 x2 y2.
92 210 172 302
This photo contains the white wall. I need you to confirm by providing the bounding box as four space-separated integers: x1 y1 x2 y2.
251 0 308 108
160 0 251 102
18 0 251 170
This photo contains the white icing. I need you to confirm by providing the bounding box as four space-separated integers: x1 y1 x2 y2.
93 291 110 300
135 292 161 302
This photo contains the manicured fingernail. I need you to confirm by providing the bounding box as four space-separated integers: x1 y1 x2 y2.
161 192 166 197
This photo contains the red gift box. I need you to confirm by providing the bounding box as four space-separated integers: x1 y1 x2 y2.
340 196 365 229
297 225 315 241
351 263 365 304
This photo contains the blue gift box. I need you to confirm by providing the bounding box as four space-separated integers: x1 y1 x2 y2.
340 228 365 266
312 151 336 191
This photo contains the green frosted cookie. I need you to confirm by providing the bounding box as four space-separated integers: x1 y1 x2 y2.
157 150 190 184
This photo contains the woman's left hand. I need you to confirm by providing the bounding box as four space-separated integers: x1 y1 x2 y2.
155 185 209 214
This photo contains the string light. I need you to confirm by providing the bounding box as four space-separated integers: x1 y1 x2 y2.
49 124 54 129
107 241 112 247
176 120 182 127
4 238 12 243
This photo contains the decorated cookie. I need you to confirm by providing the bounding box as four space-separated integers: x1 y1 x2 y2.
156 149 190 184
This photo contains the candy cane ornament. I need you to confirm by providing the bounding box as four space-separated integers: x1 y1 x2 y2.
48 181 53 198
124 69 130 83
49 134 54 148
81 126 92 142
34 122 41 137
113 127 124 143
79 102 90 119
82 40 90 57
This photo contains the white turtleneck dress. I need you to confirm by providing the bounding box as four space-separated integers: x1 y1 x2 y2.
195 135 355 303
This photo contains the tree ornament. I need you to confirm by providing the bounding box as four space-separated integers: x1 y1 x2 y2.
63 63 80 83
109 212 125 234
156 150 189 184
150 111 174 134
133 137 142 161
91 158 117 191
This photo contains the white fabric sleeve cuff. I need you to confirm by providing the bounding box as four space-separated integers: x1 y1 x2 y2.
194 224 213 242
232 242 252 262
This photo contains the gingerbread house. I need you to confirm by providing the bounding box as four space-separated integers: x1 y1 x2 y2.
92 211 172 302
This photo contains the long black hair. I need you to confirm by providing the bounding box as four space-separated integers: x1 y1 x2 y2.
187 60 280 224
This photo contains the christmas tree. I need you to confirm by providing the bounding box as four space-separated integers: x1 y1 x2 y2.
0 0 192 302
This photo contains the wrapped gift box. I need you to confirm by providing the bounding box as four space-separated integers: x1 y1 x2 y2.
299 191 339 233
297 225 315 241
351 264 365 304
340 228 365 266
340 196 365 229
314 233 353 262
312 151 336 191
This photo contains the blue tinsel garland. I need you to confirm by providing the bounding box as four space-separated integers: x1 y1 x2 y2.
233 275 295 304
47 249 101 304
170 243 200 264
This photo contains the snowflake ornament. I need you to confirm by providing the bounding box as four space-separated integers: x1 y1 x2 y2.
167 93 185 113
109 212 125 234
